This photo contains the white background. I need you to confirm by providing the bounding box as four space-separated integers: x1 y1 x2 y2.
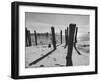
0 0 99 81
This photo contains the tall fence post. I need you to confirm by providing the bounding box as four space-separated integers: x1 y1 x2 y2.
51 26 56 49
25 28 31 46
65 27 68 46
60 30 62 44
28 30 31 46
66 24 76 66
74 27 78 43
34 30 37 45
73 27 81 55
25 28 28 46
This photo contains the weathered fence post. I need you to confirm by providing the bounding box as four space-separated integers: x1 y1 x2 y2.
25 28 31 46
74 27 78 43
51 26 56 49
34 30 37 45
25 28 28 46
74 27 81 55
60 30 62 44
28 30 31 46
65 29 67 46
65 27 68 46
66 24 76 66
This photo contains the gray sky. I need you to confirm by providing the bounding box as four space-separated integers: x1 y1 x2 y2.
25 12 89 36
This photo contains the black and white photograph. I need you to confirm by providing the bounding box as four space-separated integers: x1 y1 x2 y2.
25 12 90 68
11 2 97 79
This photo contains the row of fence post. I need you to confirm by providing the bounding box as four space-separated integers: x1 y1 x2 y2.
26 24 78 66
25 27 64 48
25 25 76 48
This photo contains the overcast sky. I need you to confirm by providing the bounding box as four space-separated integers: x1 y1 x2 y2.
25 12 89 36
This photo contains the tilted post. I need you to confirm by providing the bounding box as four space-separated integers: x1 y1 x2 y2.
51 26 56 49
34 30 37 45
74 27 81 55
66 24 76 66
74 27 78 43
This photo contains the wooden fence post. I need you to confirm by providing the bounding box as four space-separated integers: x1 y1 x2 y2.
28 30 31 46
25 28 31 46
51 26 56 49
60 30 62 44
65 29 67 46
74 27 78 43
25 28 28 46
65 27 68 46
66 24 76 66
73 27 81 55
34 30 37 45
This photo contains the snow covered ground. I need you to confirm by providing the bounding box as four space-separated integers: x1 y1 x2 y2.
25 41 89 68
